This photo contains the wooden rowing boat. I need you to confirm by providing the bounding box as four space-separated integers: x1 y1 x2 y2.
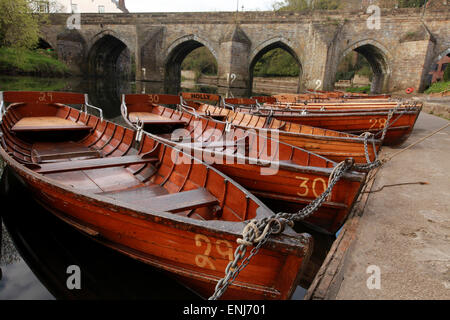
0 91 313 300
177 94 381 164
243 108 421 146
121 94 368 235
231 98 421 146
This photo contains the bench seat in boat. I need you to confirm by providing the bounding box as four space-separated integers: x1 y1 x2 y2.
31 141 101 163
11 117 92 133
32 155 158 174
101 186 219 213
128 112 187 126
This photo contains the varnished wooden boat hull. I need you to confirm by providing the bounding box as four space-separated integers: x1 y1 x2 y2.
185 102 381 163
122 94 368 234
0 91 313 300
263 110 421 146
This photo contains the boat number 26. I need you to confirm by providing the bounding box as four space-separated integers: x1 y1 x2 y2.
194 234 234 271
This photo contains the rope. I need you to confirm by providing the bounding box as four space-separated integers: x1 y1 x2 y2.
362 181 429 194
382 123 449 163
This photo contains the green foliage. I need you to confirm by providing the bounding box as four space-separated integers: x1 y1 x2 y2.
253 48 300 77
335 52 373 82
397 0 426 7
443 64 450 82
0 0 43 49
273 0 341 11
181 47 217 76
0 47 69 76
346 85 371 94
424 81 450 94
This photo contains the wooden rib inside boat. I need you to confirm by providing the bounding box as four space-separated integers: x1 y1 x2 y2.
122 94 368 235
0 91 313 300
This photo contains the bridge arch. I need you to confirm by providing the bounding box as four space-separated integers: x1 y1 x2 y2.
164 35 218 94
87 31 133 78
248 38 303 94
337 40 392 94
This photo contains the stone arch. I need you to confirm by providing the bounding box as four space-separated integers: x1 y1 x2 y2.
56 29 87 74
164 35 218 94
337 39 392 94
87 31 133 78
37 37 54 50
248 37 303 94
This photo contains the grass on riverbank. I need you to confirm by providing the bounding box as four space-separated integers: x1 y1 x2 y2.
0 47 70 77
346 85 371 94
425 81 450 94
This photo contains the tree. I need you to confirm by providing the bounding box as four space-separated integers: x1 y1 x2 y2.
273 0 341 11
0 0 40 49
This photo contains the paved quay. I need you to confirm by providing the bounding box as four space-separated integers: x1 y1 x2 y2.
305 110 450 300
334 112 450 299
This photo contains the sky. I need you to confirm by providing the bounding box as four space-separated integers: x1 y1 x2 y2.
125 0 277 13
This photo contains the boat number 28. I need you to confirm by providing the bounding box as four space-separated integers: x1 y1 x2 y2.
369 118 387 130
194 234 234 271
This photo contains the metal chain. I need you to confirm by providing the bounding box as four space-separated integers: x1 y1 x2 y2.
209 159 354 300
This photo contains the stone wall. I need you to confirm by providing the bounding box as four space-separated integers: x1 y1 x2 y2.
43 8 450 94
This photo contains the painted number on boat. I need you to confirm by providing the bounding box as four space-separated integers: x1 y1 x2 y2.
296 176 328 198
369 118 387 130
194 234 234 271
147 94 160 104
38 92 53 103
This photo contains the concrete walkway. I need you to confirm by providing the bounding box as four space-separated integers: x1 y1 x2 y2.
334 112 450 300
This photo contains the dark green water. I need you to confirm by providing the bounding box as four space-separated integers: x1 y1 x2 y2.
0 75 334 300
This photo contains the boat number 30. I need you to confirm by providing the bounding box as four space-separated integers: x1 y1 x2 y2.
296 176 328 198
194 234 234 271
147 94 160 104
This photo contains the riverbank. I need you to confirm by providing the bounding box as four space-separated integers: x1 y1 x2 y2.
0 47 70 77
306 112 450 300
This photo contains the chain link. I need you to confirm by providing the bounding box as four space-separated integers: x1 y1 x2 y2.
209 159 355 300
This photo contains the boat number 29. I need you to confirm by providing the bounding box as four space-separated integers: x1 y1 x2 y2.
369 118 387 130
194 234 234 271
38 92 53 102
296 176 328 198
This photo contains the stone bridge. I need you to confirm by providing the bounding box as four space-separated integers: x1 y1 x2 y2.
41 8 450 95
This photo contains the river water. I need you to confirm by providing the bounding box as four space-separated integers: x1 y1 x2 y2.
0 75 335 300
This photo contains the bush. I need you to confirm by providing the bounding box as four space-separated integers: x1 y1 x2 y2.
443 64 450 82
425 81 450 94
0 47 69 77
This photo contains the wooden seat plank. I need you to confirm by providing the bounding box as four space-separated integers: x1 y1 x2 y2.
12 117 92 132
102 187 219 213
33 155 158 174
32 141 101 163
129 112 187 126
